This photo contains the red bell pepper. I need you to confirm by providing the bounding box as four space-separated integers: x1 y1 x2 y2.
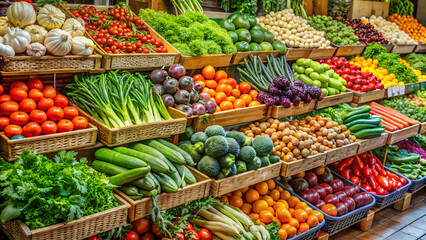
338 157 354 172
351 164 361 177
354 155 364 170
341 168 352 180
351 176 360 185
376 175 390 190
368 176 379 189
362 166 372 177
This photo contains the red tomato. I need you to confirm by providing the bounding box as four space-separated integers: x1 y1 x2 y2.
57 119 73 132
72 116 88 130
0 84 3 95
54 94 69 108
0 94 11 103
184 223 193 231
22 122 41 137
173 233 185 240
63 106 79 120
87 236 100 240
131 218 150 234
38 98 54 111
139 232 155 240
41 121 57 135
10 81 28 92
46 107 64 121
9 111 29 126
125 230 139 240
42 86 57 98
27 78 43 91
0 101 19 116
4 124 22 138
198 228 212 240
186 230 199 240
28 89 43 102
29 110 47 124
10 88 28 101
19 99 37 113
0 117 10 130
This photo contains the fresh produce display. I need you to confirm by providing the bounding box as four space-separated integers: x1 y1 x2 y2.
0 79 89 139
257 9 332 48
219 13 287 53
363 16 416 45
389 0 414 17
240 117 357 161
285 166 373 216
378 97 426 123
398 58 426 82
294 58 349 96
407 91 426 107
70 3 167 54
0 150 118 229
327 0 350 19
139 9 237 56
410 134 426 149
403 53 426 74
395 139 426 160
169 0 203 14
387 14 426 43
350 56 403 88
367 101 419 132
221 179 324 238
307 15 360 46
64 71 171 128
337 18 389 45
331 152 408 195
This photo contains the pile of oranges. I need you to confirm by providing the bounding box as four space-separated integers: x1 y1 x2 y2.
398 58 426 82
220 179 323 240
387 14 426 43
193 65 261 112
350 56 404 88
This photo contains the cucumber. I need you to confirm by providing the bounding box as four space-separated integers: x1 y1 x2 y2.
113 146 170 173
174 164 197 184
129 195 144 200
131 173 157 190
344 105 371 119
131 143 177 174
95 148 148 169
139 189 158 197
352 126 386 138
157 139 194 166
348 123 380 132
345 117 382 128
92 160 129 175
154 173 179 193
179 144 201 163
141 140 186 165
109 167 150 186
328 79 343 90
118 185 141 196
343 113 372 124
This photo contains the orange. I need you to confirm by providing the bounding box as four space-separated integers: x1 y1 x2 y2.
234 99 246 109
239 186 249 193
256 182 269 195
313 166 325 175
202 65 215 79
273 201 285 210
262 196 274 207
288 208 295 216
276 186 283 192
277 229 287 240
288 218 300 229
228 78 237 88
240 94 253 105
311 210 324 222
253 200 269 213
294 209 308 223
248 101 261 107
249 213 260 221
232 89 241 98
215 92 227 104
287 196 300 208
205 80 217 89
216 84 232 96
259 210 274 224
214 70 228 81
295 202 308 210
306 215 319 228
229 196 243 208
195 80 205 88
286 226 297 238
266 179 276 190
193 74 205 82
249 89 258 101
219 101 233 111
281 223 291 232
239 82 252 94
267 207 275 215
280 190 291 200
304 206 313 216
256 219 266 227
270 189 280 201
241 203 252 215
232 190 242 197
219 195 228 202
276 207 292 223
297 223 310 235
226 96 236 103
245 189 260 203
278 200 289 210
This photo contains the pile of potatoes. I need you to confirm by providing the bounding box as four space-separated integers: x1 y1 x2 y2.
240 116 356 162
361 16 416 45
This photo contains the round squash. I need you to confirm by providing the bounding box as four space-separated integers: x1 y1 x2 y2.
44 29 72 56
62 18 85 37
37 4 65 30
6 2 36 28
24 25 48 43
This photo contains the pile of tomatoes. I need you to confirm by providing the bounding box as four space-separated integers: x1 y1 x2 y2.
70 4 167 54
0 80 88 139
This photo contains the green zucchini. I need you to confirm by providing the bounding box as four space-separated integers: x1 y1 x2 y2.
92 160 129 175
157 139 194 166
174 164 197 184
95 148 148 169
348 123 381 132
118 185 141 196
154 173 179 193
129 195 144 200
113 146 170 173
142 139 186 165
109 167 150 186
131 143 177 174
352 126 386 138
361 134 382 139
343 113 372 124
345 117 382 128
179 144 201 163
139 189 158 197
343 105 371 119
131 173 157 190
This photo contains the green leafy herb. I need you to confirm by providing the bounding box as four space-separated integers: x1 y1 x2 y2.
265 221 281 240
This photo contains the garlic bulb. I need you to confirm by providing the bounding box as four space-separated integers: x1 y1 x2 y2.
26 42 46 57
5 27 31 53
0 37 15 57
44 28 72 56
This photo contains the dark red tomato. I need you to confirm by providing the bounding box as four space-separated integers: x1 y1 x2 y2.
4 124 22 138
54 94 69 108
0 117 9 130
151 224 164 238
125 231 139 240
139 233 155 240
87 236 100 240
375 187 388 195
9 111 29 126
10 81 29 92
172 232 184 240
399 177 407 185
10 88 28 101
27 78 43 91
184 223 193 231
186 230 200 240
38 98 54 111
131 218 150 234
198 228 212 240
29 109 47 124
0 94 11 103
22 122 41 137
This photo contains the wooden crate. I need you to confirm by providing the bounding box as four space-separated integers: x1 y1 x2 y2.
308 47 337 60
179 54 233 70
391 44 416 54
270 101 317 119
420 122 426 134
115 168 211 222
334 45 366 57
286 48 312 61
350 88 386 103
303 0 329 16
325 142 360 164
192 105 270 131
231 51 279 65
386 124 420 144
415 44 426 53
348 0 389 19
357 133 389 154
0 194 129 240
354 210 375 231
60 4 180 71
74 104 187 147
383 44 394 53
315 92 353 109
210 162 282 197
405 83 420 93
280 153 326 177
0 123 97 162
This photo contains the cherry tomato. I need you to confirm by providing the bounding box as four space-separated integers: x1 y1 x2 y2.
22 122 41 137
53 94 69 108
61 106 78 120
42 86 57 98
186 230 200 240
46 107 64 121
172 232 184 240
0 94 11 103
139 232 155 240
184 223 194 231
4 124 22 138
41 120 57 135
0 101 19 116
38 98 54 111
57 119 74 133
27 78 43 91
131 218 150 234
198 228 212 240
87 236 100 240
10 88 28 101
28 89 43 102
10 81 28 92
125 230 139 240
29 110 47 124
19 99 37 113
9 111 29 126
0 117 10 130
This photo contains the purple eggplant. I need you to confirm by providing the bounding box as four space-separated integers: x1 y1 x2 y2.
176 104 194 117
161 94 175 107
152 84 165 96
192 103 206 115
204 99 217 113
174 89 190 104
194 82 204 92
199 92 211 101
163 78 179 94
189 90 199 103
150 69 168 84
179 76 195 90
168 64 186 79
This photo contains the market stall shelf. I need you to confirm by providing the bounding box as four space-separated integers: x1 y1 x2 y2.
325 142 360 164
348 0 389 19
357 133 389 153
420 122 426 134
286 48 312 61
386 124 420 144
391 44 416 54
270 101 317 118
414 43 426 53
349 89 386 104
231 51 279 65
334 45 365 57
0 194 129 240
179 54 233 69
280 153 326 177
383 44 394 53
315 92 354 109
308 47 337 60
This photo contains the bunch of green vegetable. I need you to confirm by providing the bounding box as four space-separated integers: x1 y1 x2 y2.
293 103 352 124
404 53 426 73
389 0 414 16
0 151 118 229
409 134 426 149
261 0 286 15
139 10 237 56
307 15 360 45
380 96 426 122
363 44 418 84
328 0 351 18
169 0 203 14
220 0 258 16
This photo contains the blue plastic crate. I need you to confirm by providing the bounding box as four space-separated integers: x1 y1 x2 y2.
408 175 426 192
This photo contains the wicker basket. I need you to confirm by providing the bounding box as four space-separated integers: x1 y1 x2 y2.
408 176 426 192
0 194 130 240
0 123 97 162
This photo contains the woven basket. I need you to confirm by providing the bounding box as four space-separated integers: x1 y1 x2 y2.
0 194 130 240
408 176 426 192
0 123 97 162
